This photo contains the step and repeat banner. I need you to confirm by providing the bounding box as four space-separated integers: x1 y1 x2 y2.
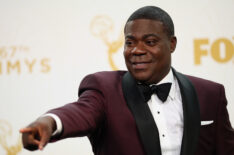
0 0 233 154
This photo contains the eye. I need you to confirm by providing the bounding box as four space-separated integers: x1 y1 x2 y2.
125 40 134 46
146 40 156 46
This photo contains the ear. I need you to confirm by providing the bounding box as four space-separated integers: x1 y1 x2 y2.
170 36 177 53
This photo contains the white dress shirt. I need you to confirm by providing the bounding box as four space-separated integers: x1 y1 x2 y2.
148 69 183 155
47 69 184 155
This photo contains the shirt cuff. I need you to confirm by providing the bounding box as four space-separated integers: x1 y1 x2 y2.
41 113 63 136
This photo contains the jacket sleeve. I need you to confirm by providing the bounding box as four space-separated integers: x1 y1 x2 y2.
48 74 106 140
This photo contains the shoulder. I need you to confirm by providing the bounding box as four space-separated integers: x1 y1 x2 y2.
173 68 224 94
81 70 127 83
90 70 126 78
186 74 223 88
78 70 127 95
182 74 225 96
174 72 226 106
173 68 224 91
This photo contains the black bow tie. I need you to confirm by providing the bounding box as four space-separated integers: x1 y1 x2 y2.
139 83 172 103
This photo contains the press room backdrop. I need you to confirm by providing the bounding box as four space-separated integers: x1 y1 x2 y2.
0 0 233 154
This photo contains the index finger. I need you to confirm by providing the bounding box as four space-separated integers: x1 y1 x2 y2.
19 127 34 133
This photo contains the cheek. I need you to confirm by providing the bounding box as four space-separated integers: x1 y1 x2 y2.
150 48 162 60
123 49 130 60
151 46 169 59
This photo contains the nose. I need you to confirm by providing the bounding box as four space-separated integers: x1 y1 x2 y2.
131 43 146 55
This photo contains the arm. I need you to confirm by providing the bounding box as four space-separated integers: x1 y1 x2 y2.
20 73 106 150
48 89 105 139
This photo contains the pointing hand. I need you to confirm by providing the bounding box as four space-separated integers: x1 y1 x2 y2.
19 116 56 151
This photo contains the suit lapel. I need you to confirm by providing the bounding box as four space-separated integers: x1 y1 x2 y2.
172 69 200 155
122 70 200 155
122 72 161 155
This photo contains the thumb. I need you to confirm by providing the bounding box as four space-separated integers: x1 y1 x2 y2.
38 130 51 150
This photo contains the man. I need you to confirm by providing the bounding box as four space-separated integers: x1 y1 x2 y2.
20 6 234 155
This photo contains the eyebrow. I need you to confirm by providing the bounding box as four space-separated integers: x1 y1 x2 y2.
142 34 159 40
125 33 159 40
125 35 135 40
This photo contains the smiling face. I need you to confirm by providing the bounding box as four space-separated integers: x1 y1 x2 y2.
124 19 177 84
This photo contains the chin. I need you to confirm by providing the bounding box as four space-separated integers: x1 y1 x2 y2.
130 71 151 83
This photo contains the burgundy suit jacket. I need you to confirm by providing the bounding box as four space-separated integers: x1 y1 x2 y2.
49 69 234 155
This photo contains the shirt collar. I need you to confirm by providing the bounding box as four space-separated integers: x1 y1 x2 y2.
150 69 176 100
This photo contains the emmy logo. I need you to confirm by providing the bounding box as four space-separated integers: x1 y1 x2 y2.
0 120 22 155
90 15 124 70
